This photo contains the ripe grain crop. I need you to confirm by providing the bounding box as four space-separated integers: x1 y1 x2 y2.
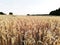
0 15 60 45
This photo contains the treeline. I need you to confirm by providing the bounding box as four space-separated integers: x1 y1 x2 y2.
27 8 60 16
1 8 60 16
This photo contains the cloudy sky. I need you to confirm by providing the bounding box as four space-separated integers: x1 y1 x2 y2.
0 0 60 15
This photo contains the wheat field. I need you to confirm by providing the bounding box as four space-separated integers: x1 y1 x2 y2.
0 15 60 45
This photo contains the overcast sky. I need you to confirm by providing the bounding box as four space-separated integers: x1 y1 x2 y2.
0 0 60 15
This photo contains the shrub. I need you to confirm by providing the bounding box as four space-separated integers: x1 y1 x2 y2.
9 12 13 15
0 12 6 15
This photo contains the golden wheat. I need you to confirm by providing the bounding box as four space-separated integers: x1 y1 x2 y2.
0 15 60 45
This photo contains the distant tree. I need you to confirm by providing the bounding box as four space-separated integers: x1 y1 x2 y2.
27 14 30 16
49 8 60 16
0 12 6 15
9 12 13 15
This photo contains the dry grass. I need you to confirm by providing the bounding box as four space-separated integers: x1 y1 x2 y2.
0 15 60 45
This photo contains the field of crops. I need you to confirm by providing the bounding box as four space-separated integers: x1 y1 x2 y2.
0 15 60 45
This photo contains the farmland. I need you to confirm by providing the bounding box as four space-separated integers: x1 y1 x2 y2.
0 15 60 45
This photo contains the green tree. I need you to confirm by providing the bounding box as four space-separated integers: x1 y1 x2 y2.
49 8 60 16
